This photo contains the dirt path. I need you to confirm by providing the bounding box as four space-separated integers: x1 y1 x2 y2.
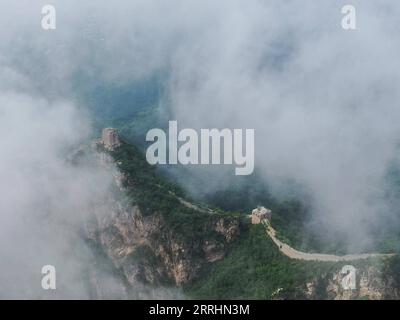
262 220 395 262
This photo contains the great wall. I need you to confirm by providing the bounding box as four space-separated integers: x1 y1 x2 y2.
251 207 395 262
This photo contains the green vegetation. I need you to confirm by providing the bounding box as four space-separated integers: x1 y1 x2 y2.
184 224 341 299
184 223 397 299
202 175 349 254
103 136 399 299
105 140 241 245
382 255 400 288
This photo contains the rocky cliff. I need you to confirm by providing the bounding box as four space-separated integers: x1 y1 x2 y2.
85 133 242 291
305 265 400 300
87 203 240 286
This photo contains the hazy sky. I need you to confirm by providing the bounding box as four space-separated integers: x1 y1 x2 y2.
2 0 400 297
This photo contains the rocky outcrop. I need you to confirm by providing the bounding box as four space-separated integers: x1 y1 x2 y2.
87 202 241 287
305 266 400 300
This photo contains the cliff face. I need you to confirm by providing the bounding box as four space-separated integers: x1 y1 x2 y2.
87 202 240 287
86 137 241 288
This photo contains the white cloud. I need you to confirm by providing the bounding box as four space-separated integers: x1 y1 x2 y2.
1 1 400 297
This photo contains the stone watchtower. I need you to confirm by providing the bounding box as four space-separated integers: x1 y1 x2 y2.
251 206 272 224
101 128 121 151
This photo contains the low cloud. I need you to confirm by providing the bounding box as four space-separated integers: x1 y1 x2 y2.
2 1 400 298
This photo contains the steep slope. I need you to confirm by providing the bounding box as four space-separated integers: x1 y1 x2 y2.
85 134 243 290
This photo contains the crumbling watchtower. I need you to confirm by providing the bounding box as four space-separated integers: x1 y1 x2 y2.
251 206 272 224
101 128 121 151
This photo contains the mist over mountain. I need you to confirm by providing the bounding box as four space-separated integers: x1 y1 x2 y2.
2 0 400 298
